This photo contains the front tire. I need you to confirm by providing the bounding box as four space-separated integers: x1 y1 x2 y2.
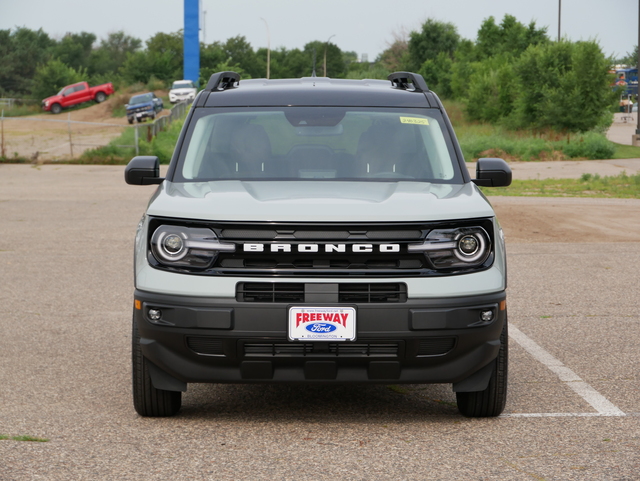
51 103 62 115
456 317 508 417
132 315 181 417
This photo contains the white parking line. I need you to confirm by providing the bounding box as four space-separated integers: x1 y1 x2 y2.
507 324 626 417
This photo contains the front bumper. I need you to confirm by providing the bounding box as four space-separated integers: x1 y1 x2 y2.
127 109 155 120
134 288 506 387
169 93 195 103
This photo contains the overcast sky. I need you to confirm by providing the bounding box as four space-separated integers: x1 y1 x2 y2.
1 0 637 62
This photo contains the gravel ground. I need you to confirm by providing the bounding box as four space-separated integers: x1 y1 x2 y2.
0 164 638 480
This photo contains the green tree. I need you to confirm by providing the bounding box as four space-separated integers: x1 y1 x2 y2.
475 15 548 60
268 47 310 78
304 41 345 77
223 36 260 78
509 41 616 132
119 31 183 84
31 59 85 100
407 19 459 71
377 38 410 72
0 27 54 96
88 31 142 77
616 46 638 66
418 52 454 98
465 55 518 122
448 39 476 99
51 32 96 72
201 41 226 72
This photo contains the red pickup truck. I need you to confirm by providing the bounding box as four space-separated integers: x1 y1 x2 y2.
42 81 115 114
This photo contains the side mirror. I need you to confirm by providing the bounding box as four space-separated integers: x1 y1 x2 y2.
473 158 512 187
124 156 164 185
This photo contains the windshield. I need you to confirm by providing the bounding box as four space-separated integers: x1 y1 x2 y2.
176 107 462 183
129 93 153 105
172 81 194 89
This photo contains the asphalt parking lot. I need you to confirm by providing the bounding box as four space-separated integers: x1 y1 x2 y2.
0 164 639 480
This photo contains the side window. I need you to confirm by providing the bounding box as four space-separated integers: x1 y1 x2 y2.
75 84 86 92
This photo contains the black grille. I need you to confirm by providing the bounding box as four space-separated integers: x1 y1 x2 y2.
243 342 400 358
417 338 456 356
186 337 224 356
221 229 422 240
236 283 407 303
147 218 496 277
339 283 407 303
236 283 305 302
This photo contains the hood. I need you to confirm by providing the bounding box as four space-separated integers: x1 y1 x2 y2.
170 88 196 94
127 101 154 111
145 181 495 223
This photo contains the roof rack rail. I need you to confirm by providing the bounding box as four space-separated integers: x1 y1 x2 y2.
388 72 429 92
205 71 241 92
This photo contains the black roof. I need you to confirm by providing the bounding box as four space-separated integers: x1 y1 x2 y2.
198 73 436 108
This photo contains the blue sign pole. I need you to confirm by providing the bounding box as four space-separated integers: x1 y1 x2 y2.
184 0 200 86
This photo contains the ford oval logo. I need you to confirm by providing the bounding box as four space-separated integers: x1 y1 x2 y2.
305 323 337 333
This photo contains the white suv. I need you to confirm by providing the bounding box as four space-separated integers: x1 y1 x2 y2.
169 80 197 104
125 71 512 417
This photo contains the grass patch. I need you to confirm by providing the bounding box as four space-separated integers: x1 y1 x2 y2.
0 434 49 442
481 172 640 198
79 116 184 164
1 102 42 117
609 143 640 159
444 100 622 161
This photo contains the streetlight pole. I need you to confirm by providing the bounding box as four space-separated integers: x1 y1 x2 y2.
260 18 271 79
558 0 562 42
324 34 335 77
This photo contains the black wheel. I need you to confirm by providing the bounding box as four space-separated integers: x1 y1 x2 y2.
95 91 106 103
456 317 508 417
132 315 181 417
51 103 62 115
127 117 134 125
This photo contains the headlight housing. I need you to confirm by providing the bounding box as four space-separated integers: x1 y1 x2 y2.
408 226 491 269
150 225 235 268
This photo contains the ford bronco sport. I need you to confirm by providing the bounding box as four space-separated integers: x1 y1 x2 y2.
125 71 512 417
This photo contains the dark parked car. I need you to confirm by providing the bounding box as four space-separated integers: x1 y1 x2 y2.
126 93 164 124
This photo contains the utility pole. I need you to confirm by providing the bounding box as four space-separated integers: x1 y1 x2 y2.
558 0 562 41
260 18 271 79
324 34 336 77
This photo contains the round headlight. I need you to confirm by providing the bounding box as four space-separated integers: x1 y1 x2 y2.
458 235 479 255
153 229 188 262
149 225 235 268
163 234 184 254
453 231 487 263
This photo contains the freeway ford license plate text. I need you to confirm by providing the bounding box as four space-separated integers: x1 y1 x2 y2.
288 307 356 341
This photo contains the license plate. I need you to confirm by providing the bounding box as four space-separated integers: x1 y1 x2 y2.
288 306 356 341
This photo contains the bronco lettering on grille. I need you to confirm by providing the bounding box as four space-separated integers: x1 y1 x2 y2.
242 243 401 253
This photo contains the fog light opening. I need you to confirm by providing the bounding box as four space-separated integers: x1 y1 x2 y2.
148 309 162 321
480 310 494 322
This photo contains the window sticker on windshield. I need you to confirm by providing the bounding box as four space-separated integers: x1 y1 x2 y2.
400 116 429 125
